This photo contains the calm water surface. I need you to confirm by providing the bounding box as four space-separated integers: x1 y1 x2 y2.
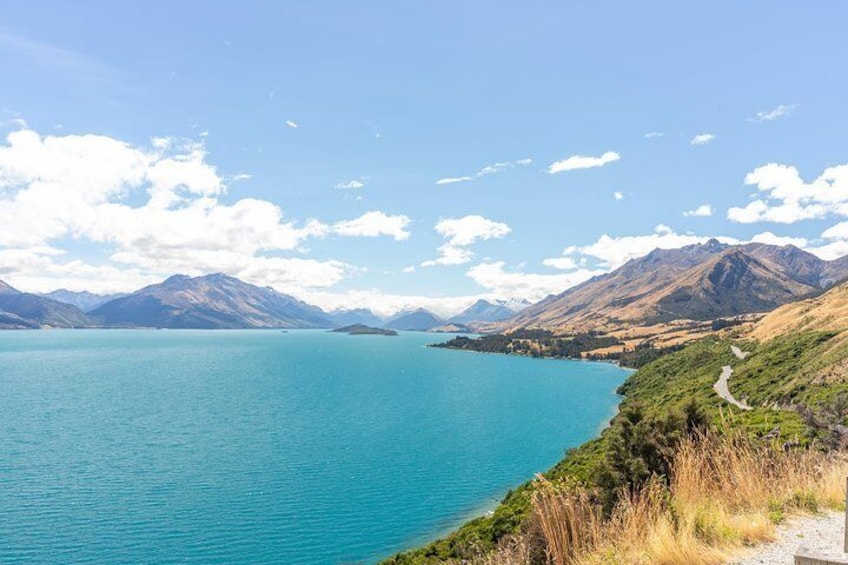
0 330 628 564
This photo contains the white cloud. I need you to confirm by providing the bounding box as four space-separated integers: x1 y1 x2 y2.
475 158 532 177
749 104 795 122
422 215 511 267
285 120 299 129
466 262 603 303
644 131 663 139
613 191 624 201
0 127 409 294
727 162 848 224
690 133 716 146
476 162 511 177
683 204 713 217
199 131 209 137
332 210 411 241
232 172 252 181
750 231 808 248
548 225 739 271
301 289 482 318
436 158 532 186
541 256 579 270
402 266 415 273
335 179 365 190
435 176 473 185
548 151 620 174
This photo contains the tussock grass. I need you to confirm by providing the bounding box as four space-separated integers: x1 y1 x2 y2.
477 432 848 565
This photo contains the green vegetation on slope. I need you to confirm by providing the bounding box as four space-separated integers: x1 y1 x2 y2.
432 330 621 360
383 331 847 564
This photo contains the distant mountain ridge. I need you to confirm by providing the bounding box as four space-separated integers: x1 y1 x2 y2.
329 308 384 327
505 240 848 332
90 273 335 329
385 308 444 331
448 299 516 325
41 289 127 313
0 280 91 328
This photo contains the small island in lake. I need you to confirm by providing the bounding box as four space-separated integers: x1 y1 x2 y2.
331 324 398 336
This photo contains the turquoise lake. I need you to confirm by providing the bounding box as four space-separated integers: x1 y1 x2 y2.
0 330 628 564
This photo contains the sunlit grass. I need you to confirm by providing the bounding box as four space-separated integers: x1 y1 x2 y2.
475 432 847 565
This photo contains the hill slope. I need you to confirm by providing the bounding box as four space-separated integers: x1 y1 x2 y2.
91 273 335 329
506 241 847 332
751 279 848 341
0 280 92 328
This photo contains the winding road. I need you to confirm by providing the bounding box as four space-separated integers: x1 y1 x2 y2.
713 345 752 410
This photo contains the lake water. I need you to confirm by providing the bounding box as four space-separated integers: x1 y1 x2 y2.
0 330 628 564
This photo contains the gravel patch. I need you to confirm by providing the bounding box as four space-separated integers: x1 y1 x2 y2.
730 511 847 564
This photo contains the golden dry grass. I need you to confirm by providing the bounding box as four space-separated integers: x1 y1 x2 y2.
751 282 848 341
474 433 848 565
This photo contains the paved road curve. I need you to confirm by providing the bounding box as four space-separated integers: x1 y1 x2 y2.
714 345 752 410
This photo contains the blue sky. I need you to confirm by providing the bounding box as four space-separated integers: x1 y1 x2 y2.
1 1 847 315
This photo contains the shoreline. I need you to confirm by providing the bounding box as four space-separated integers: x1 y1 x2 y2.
430 342 638 369
382 352 631 563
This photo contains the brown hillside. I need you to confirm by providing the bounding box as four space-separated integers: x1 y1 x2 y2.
504 241 846 333
751 280 848 341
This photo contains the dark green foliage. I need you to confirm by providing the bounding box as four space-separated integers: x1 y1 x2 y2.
588 342 686 369
595 401 708 512
432 330 620 359
711 318 744 331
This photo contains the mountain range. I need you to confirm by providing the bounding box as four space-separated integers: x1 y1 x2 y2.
0 280 91 329
447 299 516 325
40 289 126 313
504 240 848 333
328 308 385 327
89 274 335 329
5 240 848 332
385 309 445 331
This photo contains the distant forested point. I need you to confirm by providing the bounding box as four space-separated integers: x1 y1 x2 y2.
432 329 621 359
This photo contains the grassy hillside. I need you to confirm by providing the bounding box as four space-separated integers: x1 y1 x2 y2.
383 329 847 564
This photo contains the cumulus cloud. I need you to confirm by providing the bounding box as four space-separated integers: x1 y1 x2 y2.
613 191 624 200
285 120 299 128
332 210 411 240
541 256 579 270
301 289 483 318
750 231 808 248
548 151 620 174
683 204 713 217
466 261 603 302
435 176 473 185
422 215 511 267
0 127 407 294
749 104 795 122
335 179 365 189
727 162 848 224
644 132 663 139
690 133 716 146
545 225 739 271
